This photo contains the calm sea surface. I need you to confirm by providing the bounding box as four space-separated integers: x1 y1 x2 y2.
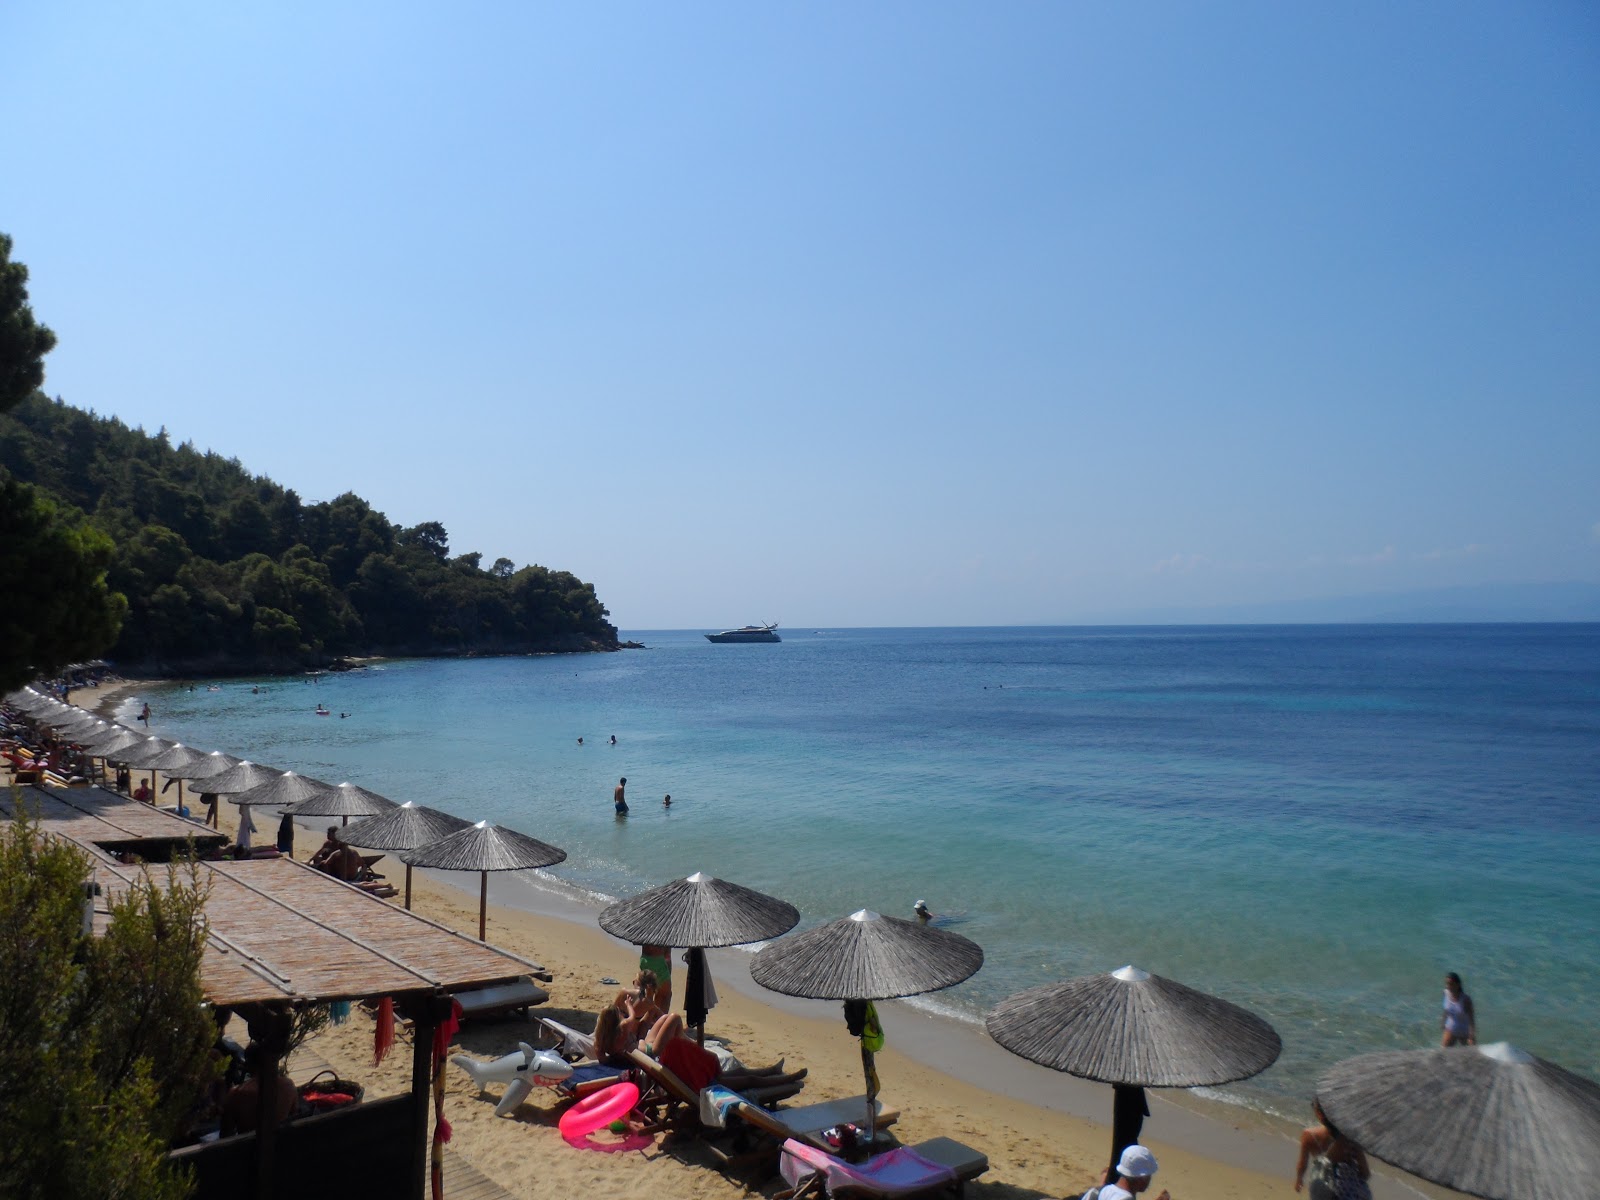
131 624 1600 1116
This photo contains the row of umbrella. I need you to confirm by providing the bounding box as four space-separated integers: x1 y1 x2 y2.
596 868 1600 1200
5 688 569 941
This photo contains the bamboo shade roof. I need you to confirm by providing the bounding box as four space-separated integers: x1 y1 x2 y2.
340 802 471 851
0 784 229 855
2 787 539 1007
751 909 984 1000
600 871 800 948
985 965 1282 1087
1317 1043 1600 1200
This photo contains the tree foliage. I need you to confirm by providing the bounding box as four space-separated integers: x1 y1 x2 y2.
0 394 617 673
0 803 215 1199
0 233 57 414
0 476 127 692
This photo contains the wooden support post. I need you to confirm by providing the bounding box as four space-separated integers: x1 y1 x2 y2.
478 872 487 941
404 863 414 911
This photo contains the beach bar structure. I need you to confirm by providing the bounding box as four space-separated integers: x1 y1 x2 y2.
0 783 544 1200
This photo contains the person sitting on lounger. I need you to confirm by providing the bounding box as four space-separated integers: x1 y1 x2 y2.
309 827 363 881
635 1011 806 1093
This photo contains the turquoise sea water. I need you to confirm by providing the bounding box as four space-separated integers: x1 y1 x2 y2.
129 624 1600 1117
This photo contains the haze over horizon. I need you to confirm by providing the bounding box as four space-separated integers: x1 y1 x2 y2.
4 3 1596 629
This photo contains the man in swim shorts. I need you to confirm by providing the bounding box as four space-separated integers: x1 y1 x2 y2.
614 777 628 814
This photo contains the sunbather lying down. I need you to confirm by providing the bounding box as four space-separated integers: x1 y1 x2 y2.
599 1006 806 1094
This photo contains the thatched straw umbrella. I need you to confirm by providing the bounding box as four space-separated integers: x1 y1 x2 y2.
284 780 398 827
986 966 1282 1176
74 722 137 751
600 872 799 1041
752 910 983 1142
138 742 221 807
339 802 471 909
203 760 284 796
403 821 566 940
107 736 177 798
232 771 337 810
1317 1043 1600 1200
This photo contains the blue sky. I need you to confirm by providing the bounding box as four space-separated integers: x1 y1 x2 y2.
4 2 1597 627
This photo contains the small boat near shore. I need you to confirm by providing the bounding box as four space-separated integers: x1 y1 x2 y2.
705 623 781 643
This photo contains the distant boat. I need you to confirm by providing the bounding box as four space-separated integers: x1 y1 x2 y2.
705 623 781 643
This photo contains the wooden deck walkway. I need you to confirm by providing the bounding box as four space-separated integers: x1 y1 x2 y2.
286 1044 518 1200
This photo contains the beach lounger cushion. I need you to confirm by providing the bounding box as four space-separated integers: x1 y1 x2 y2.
452 977 550 1020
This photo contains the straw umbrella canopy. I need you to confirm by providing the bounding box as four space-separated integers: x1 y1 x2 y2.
138 742 222 806
233 770 338 810
160 749 241 781
203 760 285 796
111 736 178 768
601 872 800 1042
284 780 398 827
752 909 984 1141
403 821 566 940
339 802 472 909
600 872 800 949
1316 1043 1600 1200
76 724 146 757
43 709 104 736
986 965 1282 1172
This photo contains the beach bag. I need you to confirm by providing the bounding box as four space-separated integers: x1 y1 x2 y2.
299 1069 365 1112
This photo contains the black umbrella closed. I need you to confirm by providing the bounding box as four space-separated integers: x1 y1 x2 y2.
600 872 799 1039
1317 1043 1600 1200
339 802 472 909
752 909 983 1142
403 821 566 940
987 965 1282 1176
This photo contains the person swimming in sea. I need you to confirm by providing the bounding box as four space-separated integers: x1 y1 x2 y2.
609 734 617 745
614 777 628 815
914 899 932 922
663 794 671 808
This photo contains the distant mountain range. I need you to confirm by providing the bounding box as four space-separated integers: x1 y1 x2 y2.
1092 580 1600 626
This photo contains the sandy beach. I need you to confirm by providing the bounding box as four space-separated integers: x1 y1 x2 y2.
69 678 1445 1200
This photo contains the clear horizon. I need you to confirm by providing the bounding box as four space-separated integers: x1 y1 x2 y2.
4 3 1596 628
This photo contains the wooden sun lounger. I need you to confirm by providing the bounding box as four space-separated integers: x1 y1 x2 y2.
626 1048 807 1138
775 1136 989 1200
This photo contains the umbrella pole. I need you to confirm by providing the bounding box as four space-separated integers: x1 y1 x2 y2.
404 863 414 910
862 1044 878 1148
478 871 487 941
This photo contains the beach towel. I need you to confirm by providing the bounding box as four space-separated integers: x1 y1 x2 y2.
660 1035 719 1092
699 1083 742 1128
779 1139 957 1198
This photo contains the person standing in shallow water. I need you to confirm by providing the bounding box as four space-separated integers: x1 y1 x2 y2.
613 777 628 814
1441 972 1476 1046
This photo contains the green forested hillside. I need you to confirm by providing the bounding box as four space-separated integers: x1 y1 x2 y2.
1 394 617 673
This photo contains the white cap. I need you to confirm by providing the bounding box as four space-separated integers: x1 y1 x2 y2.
914 899 930 911
1117 1145 1158 1179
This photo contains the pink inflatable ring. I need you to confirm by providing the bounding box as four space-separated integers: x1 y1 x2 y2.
559 1081 640 1141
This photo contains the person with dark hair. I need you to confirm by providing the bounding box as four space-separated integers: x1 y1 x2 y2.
1294 1100 1371 1198
219 1042 298 1136
1441 972 1476 1046
613 776 628 815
